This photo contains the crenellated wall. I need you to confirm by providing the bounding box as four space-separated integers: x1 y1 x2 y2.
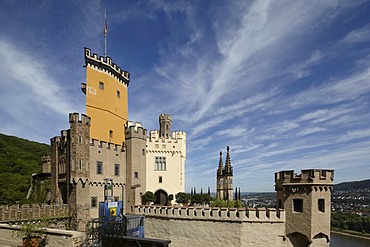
84 47 130 85
0 204 69 222
134 205 292 247
134 205 284 222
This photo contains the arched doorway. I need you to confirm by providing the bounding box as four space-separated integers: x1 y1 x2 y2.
154 189 168 205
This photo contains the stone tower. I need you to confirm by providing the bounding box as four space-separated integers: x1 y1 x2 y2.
275 169 334 247
82 47 130 144
67 113 91 231
216 146 233 200
159 114 172 139
125 121 147 213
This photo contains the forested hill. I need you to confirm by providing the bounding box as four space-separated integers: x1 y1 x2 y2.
334 179 370 191
0 133 50 205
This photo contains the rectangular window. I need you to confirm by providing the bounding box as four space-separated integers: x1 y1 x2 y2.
159 176 163 183
117 90 120 98
318 199 325 212
134 172 138 179
142 149 145 156
114 196 119 202
293 199 303 213
114 164 120 176
79 159 83 170
155 156 166 171
91 197 98 208
97 161 103 175
109 130 113 139
99 81 104 90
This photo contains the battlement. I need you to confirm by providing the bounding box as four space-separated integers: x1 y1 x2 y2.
90 138 124 152
134 206 284 223
69 113 91 125
125 121 147 138
148 130 186 142
84 47 130 86
275 169 334 186
0 204 69 222
159 114 172 122
42 155 51 163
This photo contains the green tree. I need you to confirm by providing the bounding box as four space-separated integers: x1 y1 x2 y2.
175 192 190 204
141 191 156 205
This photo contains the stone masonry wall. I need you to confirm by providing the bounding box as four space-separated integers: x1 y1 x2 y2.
134 206 294 247
0 204 69 222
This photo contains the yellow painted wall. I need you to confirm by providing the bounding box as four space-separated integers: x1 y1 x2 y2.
85 66 128 144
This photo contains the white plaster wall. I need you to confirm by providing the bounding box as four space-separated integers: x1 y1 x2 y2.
146 131 186 200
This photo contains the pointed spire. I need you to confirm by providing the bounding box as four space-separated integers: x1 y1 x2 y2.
217 151 223 177
225 146 233 175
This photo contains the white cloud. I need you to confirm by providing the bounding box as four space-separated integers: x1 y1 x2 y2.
297 127 326 137
341 24 370 44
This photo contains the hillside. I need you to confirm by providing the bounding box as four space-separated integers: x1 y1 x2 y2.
334 179 370 191
0 133 50 205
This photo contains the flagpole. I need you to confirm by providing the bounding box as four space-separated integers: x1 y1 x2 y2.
104 8 107 57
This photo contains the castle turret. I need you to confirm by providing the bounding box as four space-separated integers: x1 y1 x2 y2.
159 114 172 139
125 121 147 213
275 169 334 246
67 113 91 231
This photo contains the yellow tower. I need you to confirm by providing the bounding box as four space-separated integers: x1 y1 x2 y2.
81 47 130 144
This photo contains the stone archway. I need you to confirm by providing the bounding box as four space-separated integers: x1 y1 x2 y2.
154 189 168 205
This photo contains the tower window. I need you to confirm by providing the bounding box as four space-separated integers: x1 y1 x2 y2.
117 90 120 98
97 161 103 174
159 176 163 183
293 199 303 213
99 81 104 90
155 156 166 171
134 172 138 179
109 130 113 139
91 197 98 208
114 164 120 176
318 199 325 212
142 149 145 156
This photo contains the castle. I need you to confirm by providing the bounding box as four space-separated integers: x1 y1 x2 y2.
42 48 186 230
29 47 334 246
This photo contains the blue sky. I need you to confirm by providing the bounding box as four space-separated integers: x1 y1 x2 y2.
1 0 370 192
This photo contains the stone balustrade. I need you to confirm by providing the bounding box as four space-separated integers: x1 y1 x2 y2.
0 204 69 222
134 205 284 223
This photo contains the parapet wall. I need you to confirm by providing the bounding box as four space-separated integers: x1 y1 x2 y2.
148 130 186 142
84 47 130 85
69 112 91 125
275 169 334 187
0 204 69 222
125 121 147 139
135 206 290 247
134 205 284 222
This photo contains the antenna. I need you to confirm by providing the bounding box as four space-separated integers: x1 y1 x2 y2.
104 8 108 57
